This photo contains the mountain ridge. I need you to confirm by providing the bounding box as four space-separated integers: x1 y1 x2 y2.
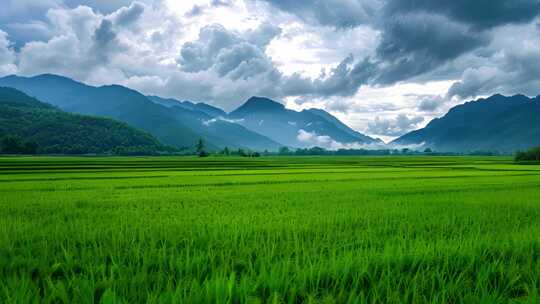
0 74 281 151
0 86 166 154
393 94 540 152
228 96 380 148
229 96 286 117
151 94 379 149
147 96 227 118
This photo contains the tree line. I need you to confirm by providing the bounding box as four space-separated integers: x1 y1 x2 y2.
515 146 540 162
0 135 38 154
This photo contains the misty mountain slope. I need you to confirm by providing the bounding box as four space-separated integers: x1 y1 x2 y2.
393 94 540 152
229 97 380 148
145 96 281 150
0 87 165 154
165 104 282 151
306 108 382 144
0 74 280 151
147 96 227 117
0 74 206 149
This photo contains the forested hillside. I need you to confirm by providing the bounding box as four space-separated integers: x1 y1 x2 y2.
0 87 169 155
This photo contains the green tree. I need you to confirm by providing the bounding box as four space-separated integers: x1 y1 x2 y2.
533 147 540 161
515 146 540 161
223 147 230 156
278 147 290 155
196 138 205 153
196 138 208 157
1 135 24 154
23 141 39 154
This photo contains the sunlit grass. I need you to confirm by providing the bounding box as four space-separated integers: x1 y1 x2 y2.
1 156 539 303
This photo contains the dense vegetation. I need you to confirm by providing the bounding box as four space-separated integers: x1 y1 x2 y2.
0 87 169 155
1 156 540 303
273 146 504 156
515 146 540 162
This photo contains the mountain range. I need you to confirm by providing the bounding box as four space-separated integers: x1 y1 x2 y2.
0 74 379 151
147 96 227 117
229 97 380 148
393 94 540 152
0 73 538 153
0 74 282 151
0 87 165 154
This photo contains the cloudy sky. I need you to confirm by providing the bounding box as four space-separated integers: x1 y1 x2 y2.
1 0 540 141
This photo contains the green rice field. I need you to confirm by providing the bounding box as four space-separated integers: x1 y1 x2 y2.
1 156 540 303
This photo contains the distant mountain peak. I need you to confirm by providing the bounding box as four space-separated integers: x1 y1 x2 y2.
0 74 87 92
231 96 285 116
32 74 81 83
484 93 529 102
488 93 505 99
393 93 540 152
147 95 227 118
228 96 379 147
35 73 71 79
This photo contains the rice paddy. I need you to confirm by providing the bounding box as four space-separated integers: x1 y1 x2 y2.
1 156 540 303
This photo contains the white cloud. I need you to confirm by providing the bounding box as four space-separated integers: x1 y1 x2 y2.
296 129 424 150
367 114 424 138
266 22 379 78
297 129 360 150
177 23 279 78
1 0 540 140
110 1 145 27
0 30 18 76
448 21 540 99
203 116 244 126
414 94 447 112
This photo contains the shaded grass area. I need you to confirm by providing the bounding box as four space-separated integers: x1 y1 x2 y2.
1 156 540 303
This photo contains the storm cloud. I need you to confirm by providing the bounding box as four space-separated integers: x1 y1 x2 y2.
263 0 540 95
1 0 539 138
259 0 380 28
